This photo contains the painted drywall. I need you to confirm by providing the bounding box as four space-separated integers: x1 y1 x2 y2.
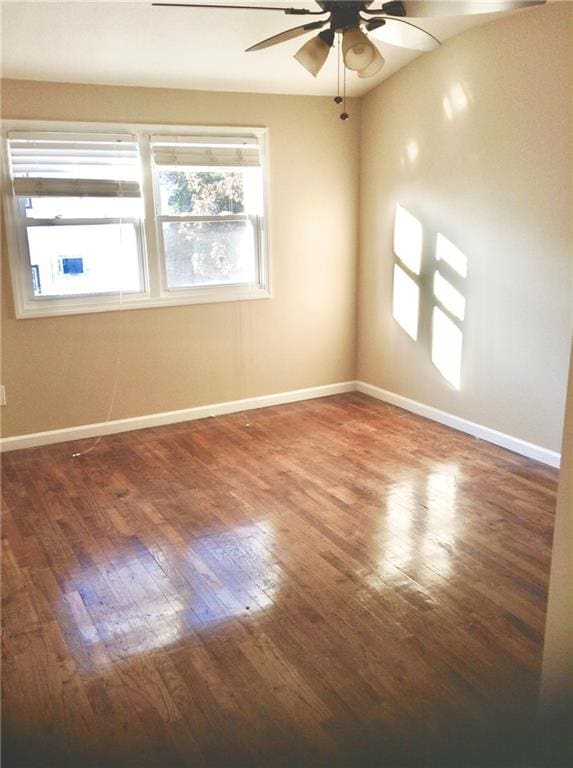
357 2 573 452
540 338 573 718
0 80 360 437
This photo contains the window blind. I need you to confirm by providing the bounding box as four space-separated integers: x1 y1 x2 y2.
7 132 141 197
150 135 261 168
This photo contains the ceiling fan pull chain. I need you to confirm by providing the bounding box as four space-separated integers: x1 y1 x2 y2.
334 34 343 106
337 36 340 100
340 60 349 121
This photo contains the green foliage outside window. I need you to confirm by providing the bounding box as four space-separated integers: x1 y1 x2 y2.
164 170 244 216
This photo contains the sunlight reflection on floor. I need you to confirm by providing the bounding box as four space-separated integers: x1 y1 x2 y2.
62 523 278 668
378 464 459 582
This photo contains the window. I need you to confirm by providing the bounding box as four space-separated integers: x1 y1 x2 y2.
151 135 264 291
3 122 269 318
7 132 145 309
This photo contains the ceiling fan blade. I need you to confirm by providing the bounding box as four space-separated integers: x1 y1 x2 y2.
366 17 440 51
377 1 546 18
246 19 327 52
152 3 324 13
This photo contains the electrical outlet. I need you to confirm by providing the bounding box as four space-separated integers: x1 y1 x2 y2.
0 385 6 406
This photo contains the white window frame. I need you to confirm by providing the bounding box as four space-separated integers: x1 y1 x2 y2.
2 120 271 319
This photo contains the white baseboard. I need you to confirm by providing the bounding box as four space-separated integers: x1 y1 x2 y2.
0 379 561 468
0 381 355 453
356 380 561 469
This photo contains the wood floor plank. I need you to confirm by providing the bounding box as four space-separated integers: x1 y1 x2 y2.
1 393 560 767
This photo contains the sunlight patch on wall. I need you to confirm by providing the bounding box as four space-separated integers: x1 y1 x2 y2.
391 208 467 388
436 233 468 278
443 82 470 121
393 264 419 341
433 271 466 321
406 141 419 164
400 140 420 169
432 307 463 389
393 204 422 275
442 97 453 121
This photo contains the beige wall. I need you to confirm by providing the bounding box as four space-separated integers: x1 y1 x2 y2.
357 2 573 452
0 80 361 437
540 338 573 718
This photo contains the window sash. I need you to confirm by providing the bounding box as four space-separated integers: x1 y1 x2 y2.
21 219 148 301
152 150 265 294
157 214 263 292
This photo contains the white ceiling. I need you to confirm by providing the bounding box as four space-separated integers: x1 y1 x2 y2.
0 1 541 97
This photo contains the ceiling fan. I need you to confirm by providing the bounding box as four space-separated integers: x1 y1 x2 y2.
152 1 545 117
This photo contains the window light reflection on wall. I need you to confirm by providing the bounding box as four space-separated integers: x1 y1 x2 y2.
393 204 422 275
432 306 463 389
433 271 465 321
443 83 470 122
432 232 467 388
406 141 419 164
436 233 467 278
392 264 419 341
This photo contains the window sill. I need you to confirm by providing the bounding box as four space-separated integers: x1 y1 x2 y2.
13 285 271 319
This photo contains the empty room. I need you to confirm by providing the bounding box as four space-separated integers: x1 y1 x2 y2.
1 1 572 766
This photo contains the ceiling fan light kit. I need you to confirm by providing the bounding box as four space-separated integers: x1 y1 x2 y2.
294 29 335 77
154 1 547 118
341 26 376 71
357 46 385 78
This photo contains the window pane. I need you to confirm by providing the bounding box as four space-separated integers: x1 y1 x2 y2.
157 167 262 216
162 220 257 289
22 196 143 219
27 224 142 297
433 271 466 320
436 233 467 278
393 204 422 275
392 264 419 341
432 307 463 389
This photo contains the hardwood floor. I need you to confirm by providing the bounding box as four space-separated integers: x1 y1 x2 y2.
1 393 560 767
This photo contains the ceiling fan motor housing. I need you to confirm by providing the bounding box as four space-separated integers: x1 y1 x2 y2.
318 1 370 31
316 1 406 31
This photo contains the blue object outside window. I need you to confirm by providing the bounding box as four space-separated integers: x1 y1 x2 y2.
62 257 84 275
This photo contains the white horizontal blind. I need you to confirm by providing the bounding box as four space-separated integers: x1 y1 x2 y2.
151 134 261 168
7 132 141 197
